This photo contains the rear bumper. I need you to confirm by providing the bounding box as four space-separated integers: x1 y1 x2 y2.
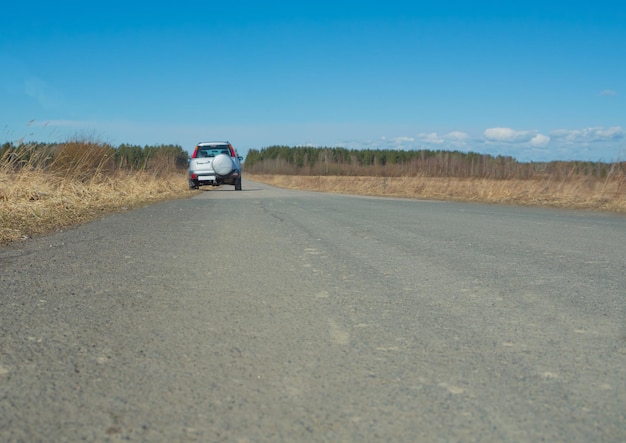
189 170 240 186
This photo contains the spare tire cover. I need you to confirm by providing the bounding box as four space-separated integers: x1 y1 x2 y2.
212 154 234 176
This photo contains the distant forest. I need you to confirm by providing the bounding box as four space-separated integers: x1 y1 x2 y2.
244 145 625 180
0 141 189 171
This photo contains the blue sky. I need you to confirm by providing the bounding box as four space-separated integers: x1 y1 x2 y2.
1 1 624 162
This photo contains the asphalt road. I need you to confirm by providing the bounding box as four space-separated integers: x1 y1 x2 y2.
1 179 625 442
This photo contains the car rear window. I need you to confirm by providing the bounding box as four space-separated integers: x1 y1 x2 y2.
197 147 230 157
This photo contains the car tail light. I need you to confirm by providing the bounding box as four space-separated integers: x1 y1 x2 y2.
191 146 198 158
191 173 197 179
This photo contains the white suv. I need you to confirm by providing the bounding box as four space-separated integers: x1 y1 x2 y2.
188 141 243 191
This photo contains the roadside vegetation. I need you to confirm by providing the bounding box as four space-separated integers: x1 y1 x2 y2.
245 146 626 213
0 139 190 245
3 141 624 246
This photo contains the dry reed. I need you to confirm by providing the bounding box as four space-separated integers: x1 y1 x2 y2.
248 174 626 213
1 141 191 246
3 141 624 246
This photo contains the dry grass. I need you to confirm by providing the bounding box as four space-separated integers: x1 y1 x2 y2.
0 139 194 245
248 174 626 213
0 169 190 245
3 153 623 246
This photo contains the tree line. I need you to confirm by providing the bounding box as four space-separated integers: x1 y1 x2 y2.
0 141 189 173
244 145 625 181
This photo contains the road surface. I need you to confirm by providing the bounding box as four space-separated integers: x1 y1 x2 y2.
1 179 625 442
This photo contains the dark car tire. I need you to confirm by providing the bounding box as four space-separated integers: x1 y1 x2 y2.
189 180 199 190
235 178 242 191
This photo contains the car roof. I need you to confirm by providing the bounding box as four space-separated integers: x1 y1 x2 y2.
197 141 230 146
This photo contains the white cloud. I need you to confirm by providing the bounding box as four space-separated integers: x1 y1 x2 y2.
530 134 550 147
392 136 415 144
595 126 624 139
23 120 624 162
420 132 445 144
447 131 469 141
550 126 624 143
599 89 617 96
484 127 551 147
418 131 469 145
483 127 533 143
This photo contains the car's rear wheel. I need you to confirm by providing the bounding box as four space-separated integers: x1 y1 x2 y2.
235 178 242 191
189 180 199 190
